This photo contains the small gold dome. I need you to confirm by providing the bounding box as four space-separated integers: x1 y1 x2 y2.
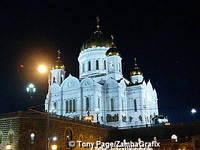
52 50 65 70
106 35 120 56
130 58 143 76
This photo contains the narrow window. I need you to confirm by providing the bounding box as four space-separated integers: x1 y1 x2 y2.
86 97 90 111
134 99 137 112
54 102 57 110
88 61 91 71
30 133 36 144
104 60 106 69
111 98 114 111
73 99 76 112
98 98 100 109
9 133 14 143
69 100 72 112
82 63 85 73
122 99 124 111
96 60 99 70
66 101 68 113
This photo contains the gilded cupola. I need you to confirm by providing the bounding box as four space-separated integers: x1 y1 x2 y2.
106 35 120 56
81 17 112 51
130 58 143 76
52 50 65 69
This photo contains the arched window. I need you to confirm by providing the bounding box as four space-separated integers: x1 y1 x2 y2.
104 60 106 69
53 77 56 83
111 98 114 111
88 61 91 71
66 100 69 113
134 99 137 112
0 131 3 144
30 132 36 144
139 115 142 122
53 102 57 110
65 128 73 150
73 99 76 112
171 134 178 142
69 100 72 112
8 130 14 143
96 60 99 70
86 97 90 111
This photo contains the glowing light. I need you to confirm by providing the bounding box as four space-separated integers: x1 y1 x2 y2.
6 144 12 150
171 134 178 142
30 133 35 138
26 83 36 94
191 108 197 114
165 122 171 126
37 64 47 73
51 144 58 150
52 136 57 141
84 116 93 121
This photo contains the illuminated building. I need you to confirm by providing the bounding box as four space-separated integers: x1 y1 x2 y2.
45 17 160 128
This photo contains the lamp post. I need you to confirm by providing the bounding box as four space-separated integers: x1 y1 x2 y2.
26 83 36 99
37 64 51 150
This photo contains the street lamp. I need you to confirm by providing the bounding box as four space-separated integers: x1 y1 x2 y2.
37 64 48 74
51 144 58 150
37 64 50 150
52 136 58 142
6 144 12 150
191 108 197 114
26 83 36 94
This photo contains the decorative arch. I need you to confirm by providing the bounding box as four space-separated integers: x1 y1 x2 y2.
171 134 178 142
81 77 94 87
61 74 80 90
105 78 118 88
28 130 37 144
8 129 15 143
65 128 73 150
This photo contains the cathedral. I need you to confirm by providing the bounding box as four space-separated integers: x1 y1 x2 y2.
45 18 159 129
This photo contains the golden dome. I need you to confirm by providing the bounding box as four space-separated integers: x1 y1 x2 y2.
81 17 112 51
130 58 143 76
106 35 120 56
52 50 65 70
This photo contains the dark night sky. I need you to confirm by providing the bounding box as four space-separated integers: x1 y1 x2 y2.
0 0 199 123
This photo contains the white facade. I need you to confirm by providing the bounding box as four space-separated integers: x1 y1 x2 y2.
45 24 159 129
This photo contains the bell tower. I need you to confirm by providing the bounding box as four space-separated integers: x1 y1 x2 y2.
130 58 143 84
50 50 66 85
106 35 123 80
